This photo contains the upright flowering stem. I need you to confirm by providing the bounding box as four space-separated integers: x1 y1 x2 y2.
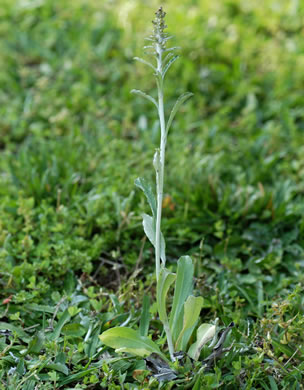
153 8 175 360
155 114 166 283
133 7 192 361
153 7 168 283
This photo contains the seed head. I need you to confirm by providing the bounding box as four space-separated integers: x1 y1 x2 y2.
151 7 170 52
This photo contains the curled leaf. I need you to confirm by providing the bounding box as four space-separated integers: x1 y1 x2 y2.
134 56 156 72
203 322 235 366
145 353 177 382
188 324 216 361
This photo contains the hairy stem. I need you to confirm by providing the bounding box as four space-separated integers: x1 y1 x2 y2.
164 321 175 362
155 41 175 360
155 84 166 281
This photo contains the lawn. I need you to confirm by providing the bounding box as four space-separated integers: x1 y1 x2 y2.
0 0 304 388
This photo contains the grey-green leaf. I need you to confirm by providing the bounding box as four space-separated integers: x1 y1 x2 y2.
165 92 194 135
169 256 194 345
188 323 216 361
134 56 156 72
142 213 166 265
135 177 157 217
157 267 176 324
162 55 179 79
131 89 158 109
99 327 167 360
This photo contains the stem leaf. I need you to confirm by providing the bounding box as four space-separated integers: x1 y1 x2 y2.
131 89 158 109
166 92 194 135
142 213 166 265
164 46 180 53
135 177 157 217
157 267 176 324
134 56 156 72
162 55 179 79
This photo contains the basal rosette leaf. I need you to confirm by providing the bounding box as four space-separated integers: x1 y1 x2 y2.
99 327 167 361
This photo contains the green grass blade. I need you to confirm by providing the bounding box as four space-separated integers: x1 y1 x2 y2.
139 294 151 337
257 280 264 317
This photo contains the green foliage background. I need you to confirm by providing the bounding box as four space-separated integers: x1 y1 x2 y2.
0 0 304 388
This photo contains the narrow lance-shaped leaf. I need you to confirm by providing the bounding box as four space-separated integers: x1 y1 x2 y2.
169 256 193 344
163 46 180 53
142 213 166 265
165 92 194 135
131 89 158 109
175 295 204 351
99 327 168 361
135 177 157 218
134 56 156 72
163 51 174 64
157 267 176 324
162 55 179 79
188 323 216 361
257 280 264 318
